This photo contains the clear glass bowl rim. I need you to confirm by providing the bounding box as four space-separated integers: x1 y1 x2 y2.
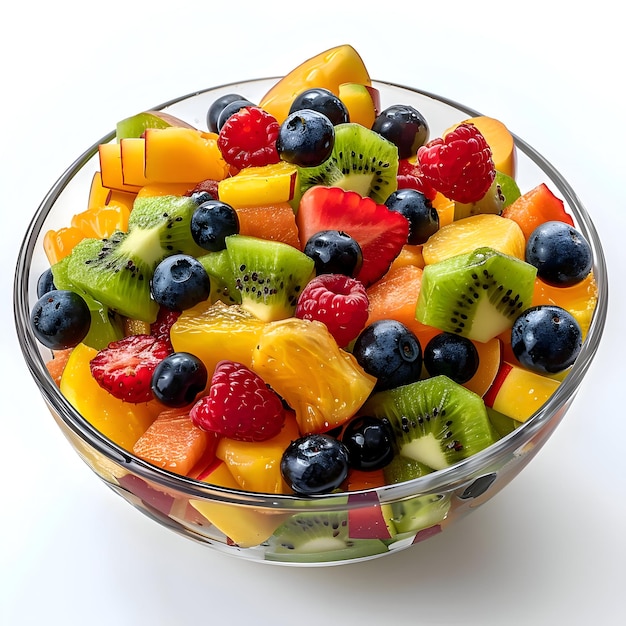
13 77 609 511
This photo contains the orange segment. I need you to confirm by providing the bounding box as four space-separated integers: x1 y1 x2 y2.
43 226 85 264
70 203 130 239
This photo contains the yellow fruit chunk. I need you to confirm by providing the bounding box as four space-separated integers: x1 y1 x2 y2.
446 116 516 178
217 161 298 208
259 44 371 123
422 214 526 265
338 83 379 128
432 192 455 228
98 142 143 194
87 171 112 210
191 462 290 547
170 301 266 379
120 137 150 187
136 182 194 198
216 412 300 494
251 318 376 435
60 343 160 450
144 128 229 184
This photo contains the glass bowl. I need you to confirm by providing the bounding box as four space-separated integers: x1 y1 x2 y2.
14 78 608 566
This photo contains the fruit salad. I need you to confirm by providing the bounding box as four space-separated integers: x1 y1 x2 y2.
29 45 599 561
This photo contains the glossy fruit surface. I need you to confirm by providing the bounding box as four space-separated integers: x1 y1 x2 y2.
280 433 350 495
276 109 335 167
302 230 363 276
215 99 255 132
353 319 423 390
341 415 394 471
511 305 582 374
151 352 208 407
525 221 592 286
424 332 479 384
150 254 211 311
384 188 439 244
289 88 349 125
30 290 91 350
206 93 248 132
190 200 240 252
372 104 429 159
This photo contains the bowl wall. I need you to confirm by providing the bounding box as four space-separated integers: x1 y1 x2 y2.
14 78 608 565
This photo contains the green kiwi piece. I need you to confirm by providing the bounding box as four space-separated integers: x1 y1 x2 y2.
415 246 537 343
115 110 194 141
454 178 505 220
264 511 388 563
224 234 314 322
389 493 451 536
51 256 124 350
296 122 399 204
197 250 241 305
363 375 497 471
487 406 521 438
65 195 204 323
383 453 434 484
495 170 521 208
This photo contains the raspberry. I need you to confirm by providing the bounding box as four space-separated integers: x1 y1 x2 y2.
217 106 280 169
89 334 171 403
295 274 369 347
396 158 437 201
190 361 285 441
417 123 495 204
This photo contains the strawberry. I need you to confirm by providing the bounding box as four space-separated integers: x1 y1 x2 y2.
295 274 369 347
396 158 437 201
89 334 171 403
190 360 285 442
296 186 409 286
417 123 495 204
217 106 280 169
150 307 181 349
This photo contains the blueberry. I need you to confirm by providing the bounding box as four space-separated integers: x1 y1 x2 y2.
280 433 350 496
341 416 394 471
36 268 57 298
151 352 208 407
384 188 439 244
276 109 335 167
206 93 248 132
215 98 255 132
30 289 91 350
525 221 592 286
424 333 479 384
353 320 422 390
190 190 216 205
303 230 363 277
289 88 349 126
190 200 239 251
511 305 582 374
150 254 211 311
372 104 429 159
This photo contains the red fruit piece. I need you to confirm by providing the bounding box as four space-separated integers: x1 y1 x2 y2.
150 307 181 349
295 274 369 347
396 159 437 201
188 179 220 200
217 107 281 169
190 360 285 442
89 334 172 403
417 123 496 204
296 186 409 286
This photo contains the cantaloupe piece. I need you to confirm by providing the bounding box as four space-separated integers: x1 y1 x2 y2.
45 348 74 387
133 408 214 476
422 213 526 265
60 343 161 450
258 44 371 123
366 264 441 348
190 462 291 547
447 116 517 178
235 202 301 249
388 244 425 272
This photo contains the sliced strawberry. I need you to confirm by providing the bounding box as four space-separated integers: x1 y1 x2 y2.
190 360 285 442
150 306 181 349
296 186 409 286
89 334 171 403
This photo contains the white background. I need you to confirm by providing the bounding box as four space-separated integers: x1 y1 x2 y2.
2 2 624 624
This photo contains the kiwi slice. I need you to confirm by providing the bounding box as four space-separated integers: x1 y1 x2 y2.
264 511 388 563
224 234 314 322
388 493 451 536
454 178 505 220
197 250 241 305
363 375 497 471
51 256 124 350
495 170 521 208
296 122 399 204
383 453 433 484
66 195 203 323
416 246 537 343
